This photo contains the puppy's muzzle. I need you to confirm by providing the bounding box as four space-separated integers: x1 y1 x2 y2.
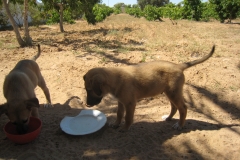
85 104 94 107
86 95 103 107
16 124 29 134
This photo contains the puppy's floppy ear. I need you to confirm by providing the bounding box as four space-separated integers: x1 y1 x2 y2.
0 103 7 116
25 98 40 110
92 75 104 96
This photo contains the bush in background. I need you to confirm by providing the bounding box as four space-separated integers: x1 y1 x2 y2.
93 4 114 22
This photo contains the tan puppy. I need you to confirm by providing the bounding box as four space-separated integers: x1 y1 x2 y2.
0 45 52 134
83 45 215 131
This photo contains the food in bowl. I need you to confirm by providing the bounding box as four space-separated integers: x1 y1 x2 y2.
4 117 42 144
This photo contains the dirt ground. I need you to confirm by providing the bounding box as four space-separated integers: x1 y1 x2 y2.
0 14 239 160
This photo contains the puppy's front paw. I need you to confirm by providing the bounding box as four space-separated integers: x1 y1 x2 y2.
44 103 53 108
172 122 183 130
162 115 172 121
118 127 128 133
109 123 120 129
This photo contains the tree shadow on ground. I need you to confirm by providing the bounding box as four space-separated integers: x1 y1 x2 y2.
186 84 240 120
237 62 240 70
78 27 133 37
225 22 240 25
1 93 239 159
38 28 144 50
75 50 138 65
185 83 240 135
36 28 146 65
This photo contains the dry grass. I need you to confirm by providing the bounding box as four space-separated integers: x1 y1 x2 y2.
0 14 239 160
1 13 239 107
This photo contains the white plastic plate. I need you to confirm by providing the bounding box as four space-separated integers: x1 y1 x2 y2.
60 109 107 135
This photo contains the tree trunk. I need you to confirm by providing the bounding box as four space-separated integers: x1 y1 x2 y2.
23 0 32 45
2 0 26 47
57 3 64 32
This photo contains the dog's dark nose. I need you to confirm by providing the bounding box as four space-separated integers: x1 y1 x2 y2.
86 96 102 106
86 100 99 107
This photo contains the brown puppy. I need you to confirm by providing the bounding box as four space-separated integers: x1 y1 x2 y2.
83 45 215 131
0 45 52 134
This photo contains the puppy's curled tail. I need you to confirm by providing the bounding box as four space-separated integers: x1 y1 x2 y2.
31 44 41 61
180 45 215 70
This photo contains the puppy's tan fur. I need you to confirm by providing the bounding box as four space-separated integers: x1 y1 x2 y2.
83 45 215 131
0 45 52 134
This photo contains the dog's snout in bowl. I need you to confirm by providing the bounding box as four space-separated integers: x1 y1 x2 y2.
16 123 29 134
4 117 42 144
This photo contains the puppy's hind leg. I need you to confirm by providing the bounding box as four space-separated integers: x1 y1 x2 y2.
165 91 187 130
162 102 177 121
172 99 187 130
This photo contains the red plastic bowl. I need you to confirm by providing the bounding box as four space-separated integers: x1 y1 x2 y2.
4 117 42 144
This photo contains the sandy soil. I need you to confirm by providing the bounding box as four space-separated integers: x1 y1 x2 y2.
0 14 239 160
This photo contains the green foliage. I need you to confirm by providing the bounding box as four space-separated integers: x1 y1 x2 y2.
162 3 182 20
63 9 75 24
46 10 60 24
125 5 143 18
182 0 202 21
0 0 24 5
41 0 100 25
0 2 44 28
201 2 218 21
0 10 8 28
28 4 46 26
210 0 240 23
0 4 9 28
81 0 100 25
46 8 75 24
113 8 121 14
143 5 163 21
125 0 240 23
137 0 169 10
114 2 125 9
7 3 24 27
93 4 113 22
113 3 125 14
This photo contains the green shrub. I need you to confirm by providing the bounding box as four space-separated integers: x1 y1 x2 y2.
182 0 202 21
46 10 60 24
113 8 121 14
210 0 240 23
46 8 75 25
143 5 163 21
93 4 114 22
0 11 8 28
201 2 218 21
162 3 183 20
125 6 143 18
